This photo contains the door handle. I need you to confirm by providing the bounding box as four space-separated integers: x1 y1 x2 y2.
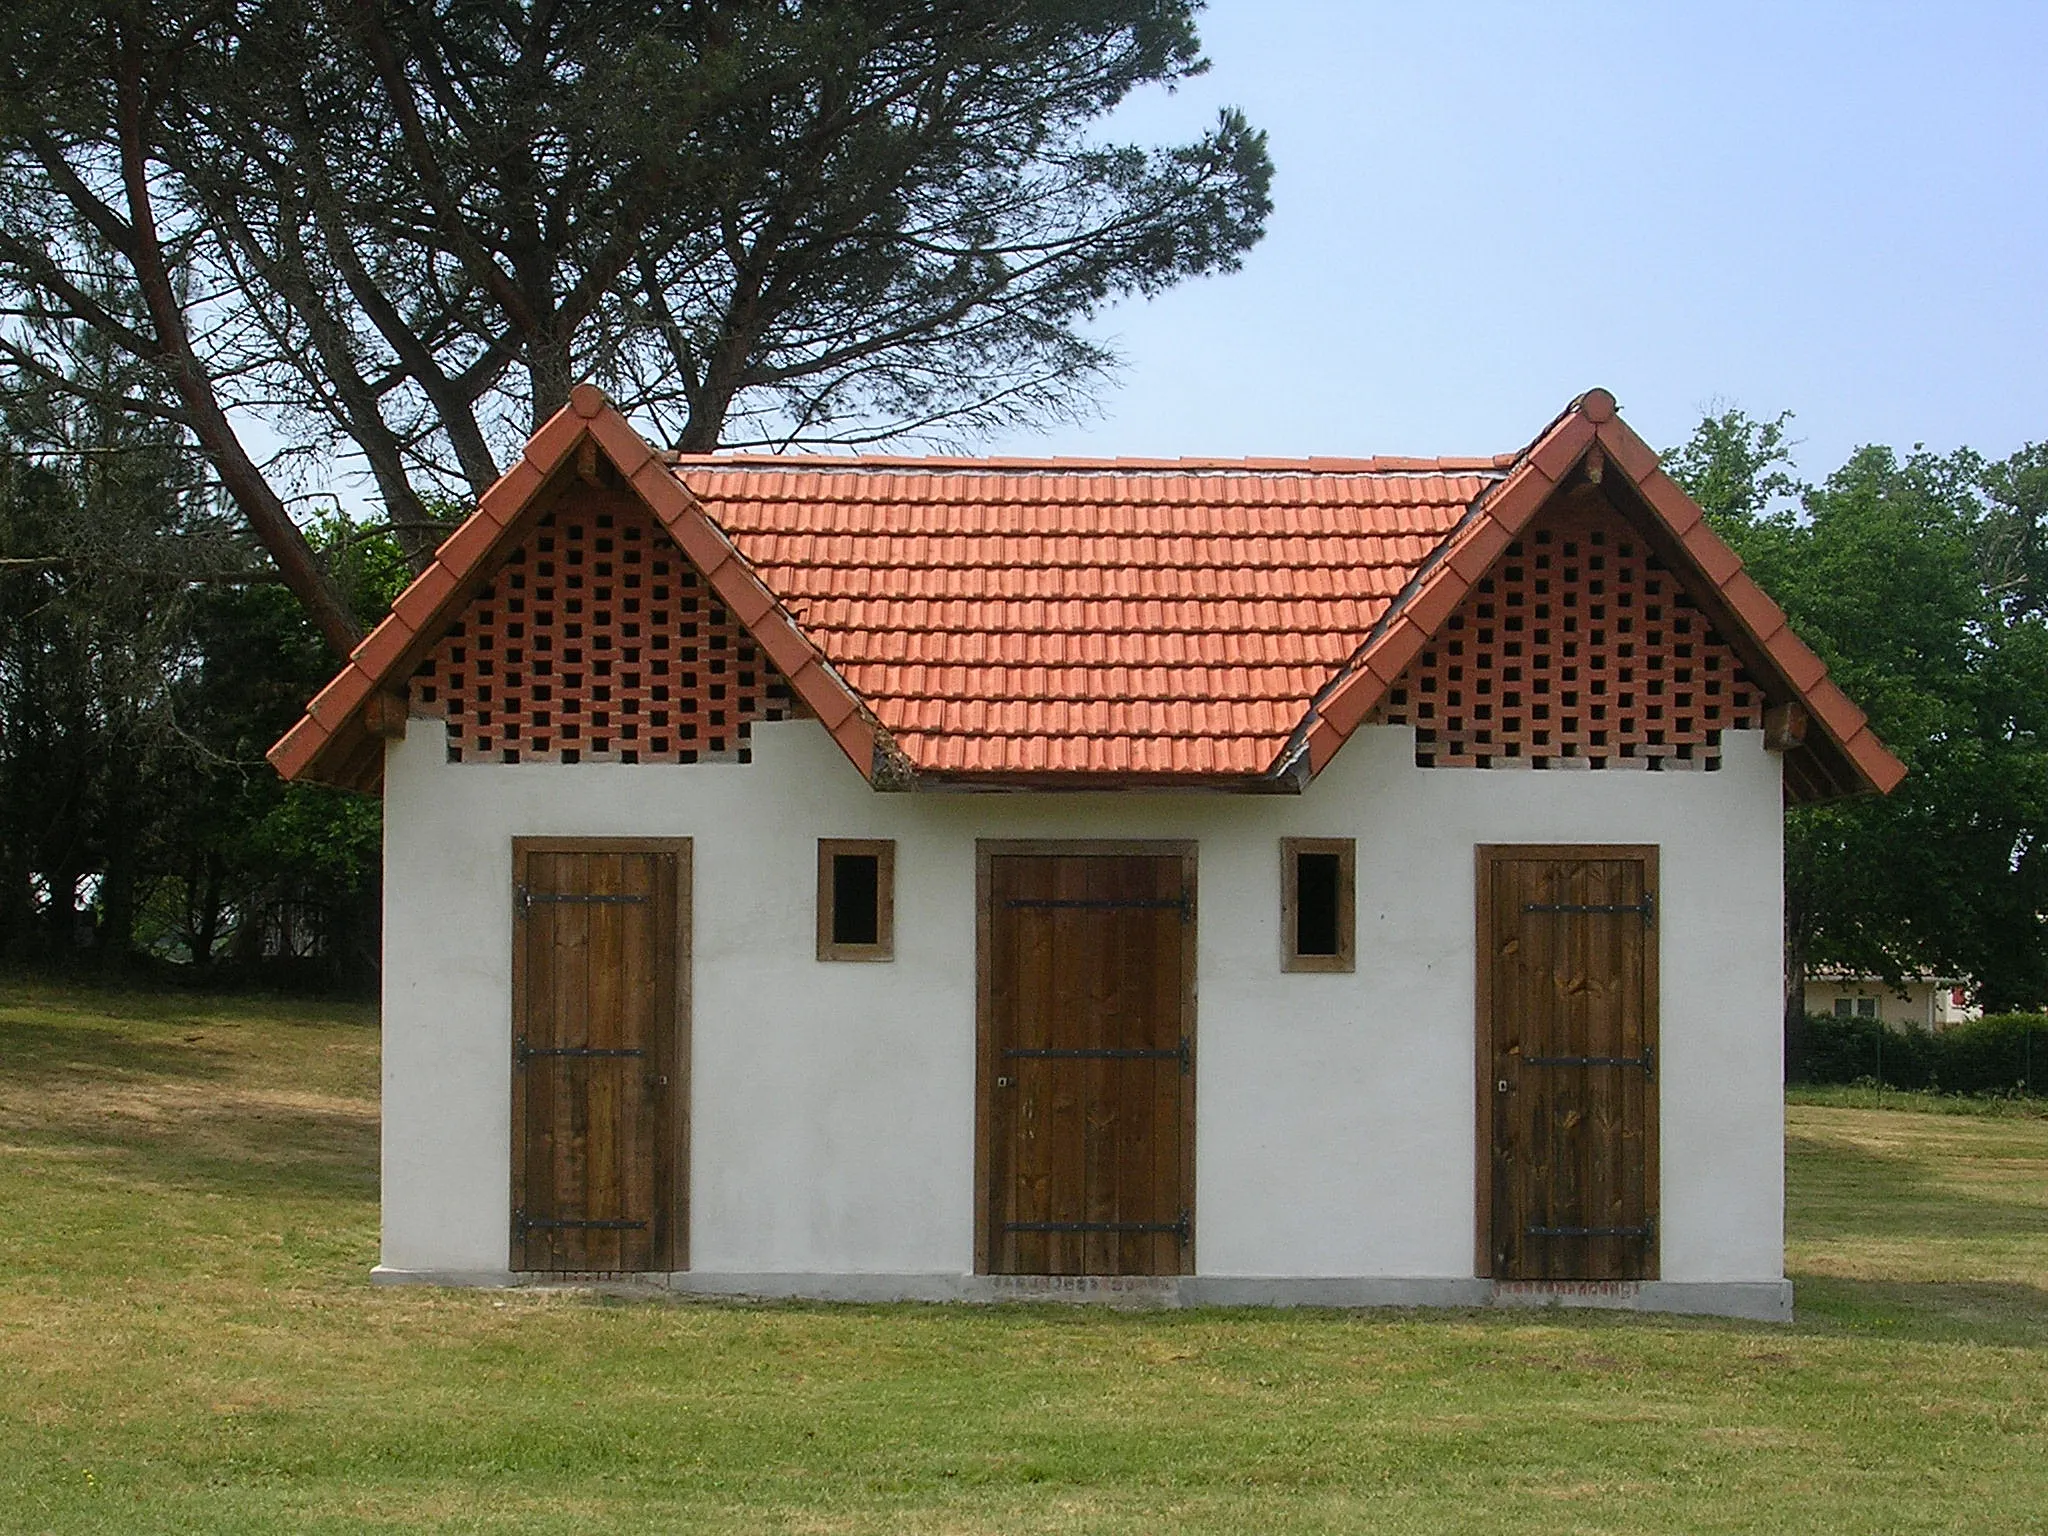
996 1075 1014 1088
645 1073 668 1088
1497 1078 1512 1094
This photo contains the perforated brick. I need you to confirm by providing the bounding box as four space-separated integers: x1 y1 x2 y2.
1372 495 1765 770
408 495 793 765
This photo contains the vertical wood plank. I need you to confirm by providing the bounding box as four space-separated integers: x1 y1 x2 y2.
1079 857 1115 1276
1045 855 1087 1276
1640 848 1661 1280
616 852 655 1272
670 844 693 1273
559 852 594 1270
509 846 535 1271
586 852 625 1272
1158 854 1189 1277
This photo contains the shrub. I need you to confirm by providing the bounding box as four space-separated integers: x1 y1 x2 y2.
1799 1012 2048 1095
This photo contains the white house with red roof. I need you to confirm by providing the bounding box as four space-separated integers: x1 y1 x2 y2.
273 387 1902 1320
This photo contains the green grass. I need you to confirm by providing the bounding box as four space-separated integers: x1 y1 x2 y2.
2 979 2044 1534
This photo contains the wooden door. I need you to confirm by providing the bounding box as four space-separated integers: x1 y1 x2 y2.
511 839 689 1273
1478 845 1658 1281
978 845 1196 1277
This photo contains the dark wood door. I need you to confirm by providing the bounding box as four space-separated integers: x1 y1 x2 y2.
511 841 687 1273
1479 846 1658 1281
981 849 1195 1276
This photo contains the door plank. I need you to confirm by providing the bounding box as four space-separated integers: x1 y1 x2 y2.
1149 856 1187 1278
555 852 593 1270
585 851 624 1272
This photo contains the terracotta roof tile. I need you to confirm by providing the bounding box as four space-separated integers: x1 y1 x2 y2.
677 458 1488 778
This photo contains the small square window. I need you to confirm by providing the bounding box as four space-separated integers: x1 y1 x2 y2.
1856 996 1878 1019
1281 838 1355 973
817 839 894 961
1833 997 1854 1019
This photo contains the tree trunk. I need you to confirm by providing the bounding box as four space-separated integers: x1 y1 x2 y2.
97 820 138 970
189 853 226 969
45 864 83 956
110 30 364 658
1784 926 1809 1084
527 324 574 431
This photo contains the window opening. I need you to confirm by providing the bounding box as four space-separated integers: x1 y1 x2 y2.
1296 854 1342 956
1282 838 1355 973
833 855 881 947
817 839 895 961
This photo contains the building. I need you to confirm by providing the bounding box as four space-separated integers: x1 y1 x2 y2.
270 387 1903 1321
1804 973 1979 1031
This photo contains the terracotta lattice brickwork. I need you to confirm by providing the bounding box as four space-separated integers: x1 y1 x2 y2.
409 497 794 764
1373 495 1766 769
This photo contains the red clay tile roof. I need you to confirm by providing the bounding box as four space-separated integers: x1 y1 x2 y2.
268 386 1905 801
676 458 1503 777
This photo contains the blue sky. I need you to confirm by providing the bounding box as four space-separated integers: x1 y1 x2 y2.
980 1 2048 479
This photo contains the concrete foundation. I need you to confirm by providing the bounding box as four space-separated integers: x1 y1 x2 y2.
370 1266 1794 1323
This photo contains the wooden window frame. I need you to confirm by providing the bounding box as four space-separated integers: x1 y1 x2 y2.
1280 837 1356 973
816 838 896 961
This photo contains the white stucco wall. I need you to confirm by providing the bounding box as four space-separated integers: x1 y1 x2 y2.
379 718 1785 1287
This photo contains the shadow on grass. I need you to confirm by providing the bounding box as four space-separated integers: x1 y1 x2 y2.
0 974 377 1033
1787 1130 2048 1243
0 1017 235 1086
5 1096 378 1205
1793 1274 2048 1348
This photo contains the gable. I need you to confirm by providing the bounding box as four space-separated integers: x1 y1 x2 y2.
409 491 798 766
1371 486 1768 771
270 385 1903 802
268 384 885 792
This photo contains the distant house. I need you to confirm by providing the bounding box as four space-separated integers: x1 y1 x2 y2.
271 387 1904 1322
1804 973 1979 1031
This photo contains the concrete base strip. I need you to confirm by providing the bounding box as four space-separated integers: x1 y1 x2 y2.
371 1266 1792 1321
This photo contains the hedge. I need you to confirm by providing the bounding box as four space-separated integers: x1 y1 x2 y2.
1797 1012 2048 1095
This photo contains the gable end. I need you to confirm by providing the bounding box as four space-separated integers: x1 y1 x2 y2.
1370 485 1770 771
409 489 800 766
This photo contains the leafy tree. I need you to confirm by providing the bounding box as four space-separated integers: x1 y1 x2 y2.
1669 412 2048 1051
0 359 391 983
0 1 1272 654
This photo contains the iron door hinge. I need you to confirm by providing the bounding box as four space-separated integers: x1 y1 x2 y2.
1525 1217 1655 1242
1522 892 1654 927
1005 890 1195 925
1002 1038 1191 1074
1524 1044 1655 1081
514 1208 649 1234
1003 1209 1191 1244
517 884 652 914
516 1037 648 1068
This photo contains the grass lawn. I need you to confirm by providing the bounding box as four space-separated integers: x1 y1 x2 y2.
1 982 2043 1534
